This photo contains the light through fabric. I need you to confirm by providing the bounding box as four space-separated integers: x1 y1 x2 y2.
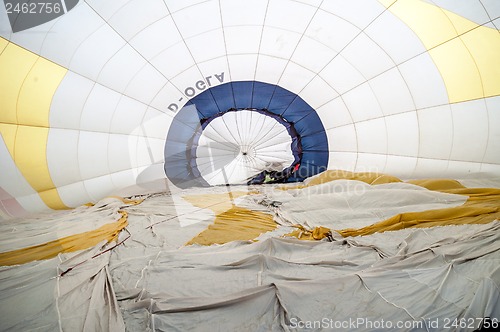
193 108 301 185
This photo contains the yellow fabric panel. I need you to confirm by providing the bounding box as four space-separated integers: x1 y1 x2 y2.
0 37 68 210
0 123 17 155
0 211 128 266
184 191 276 246
406 178 465 191
186 207 276 246
285 225 331 241
183 191 258 214
380 0 500 103
0 41 38 125
18 57 66 126
461 27 500 99
428 38 483 102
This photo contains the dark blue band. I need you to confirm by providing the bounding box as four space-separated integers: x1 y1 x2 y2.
164 81 329 188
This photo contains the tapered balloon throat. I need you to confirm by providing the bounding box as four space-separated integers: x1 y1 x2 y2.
164 81 329 188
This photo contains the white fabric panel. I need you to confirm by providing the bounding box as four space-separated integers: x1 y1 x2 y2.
305 9 359 53
267 180 467 230
185 30 226 63
266 0 317 33
417 105 453 160
0 136 38 198
197 57 230 83
163 0 207 13
47 129 80 187
341 32 394 80
150 83 186 118
319 55 365 95
137 164 165 185
135 136 155 168
279 62 316 95
197 110 294 185
171 1 221 39
78 131 110 180
355 118 387 154
220 0 268 26
355 152 388 173
292 36 337 72
86 0 129 21
50 72 94 130
364 9 426 64
446 160 482 177
482 0 500 20
484 96 500 164
225 26 262 55
321 0 386 30
141 108 174 139
385 112 419 157
14 193 50 214
255 55 288 84
342 82 383 122
108 134 133 173
398 53 449 109
123 64 169 105
97 45 146 93
413 158 450 177
57 181 92 208
316 98 353 130
168 66 208 99
110 169 140 190
327 125 357 152
486 17 500 29
151 42 195 79
110 97 148 135
480 163 500 175
260 27 301 59
80 84 121 133
83 174 117 202
384 155 418 178
107 0 168 40
1 14 57 54
369 67 415 116
69 24 126 81
450 99 489 163
130 16 182 60
40 4 103 67
146 138 166 164
328 151 357 170
430 0 491 26
227 54 258 81
299 76 338 109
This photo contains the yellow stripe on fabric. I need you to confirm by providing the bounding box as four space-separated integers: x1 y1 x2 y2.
285 174 500 240
0 123 17 155
0 37 68 210
183 192 276 246
337 191 500 237
0 211 128 266
379 0 500 103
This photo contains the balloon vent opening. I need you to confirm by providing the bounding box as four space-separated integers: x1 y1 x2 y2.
164 81 329 189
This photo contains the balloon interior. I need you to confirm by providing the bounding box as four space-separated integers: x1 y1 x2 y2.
1 1 499 330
